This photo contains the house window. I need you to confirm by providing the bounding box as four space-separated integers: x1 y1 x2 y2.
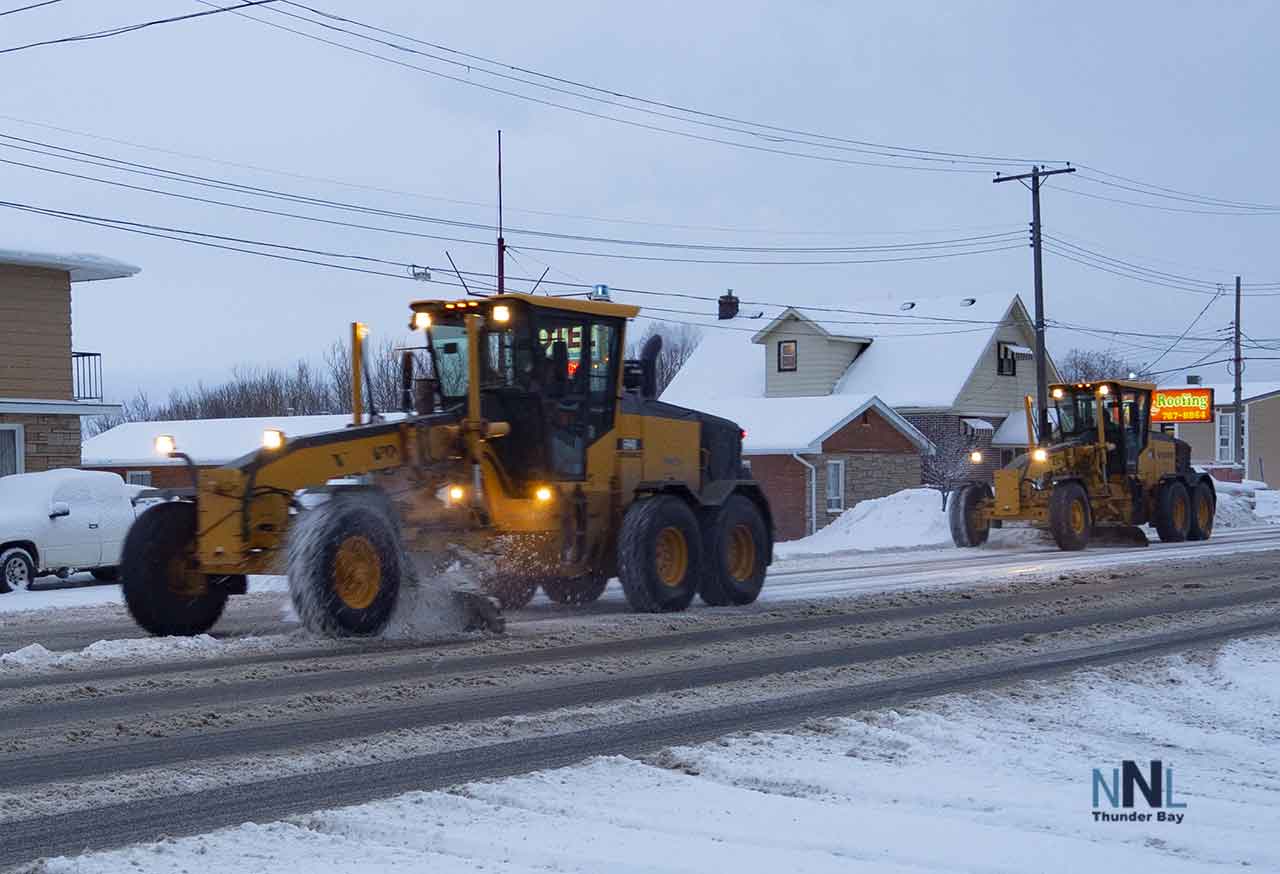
996 342 1017 376
777 340 797 372
1217 412 1236 463
0 425 23 477
126 470 153 487
825 459 845 513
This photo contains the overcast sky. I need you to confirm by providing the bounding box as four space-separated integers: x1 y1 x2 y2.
3 0 1278 402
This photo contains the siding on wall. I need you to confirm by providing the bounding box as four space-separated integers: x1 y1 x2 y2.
1178 420 1216 463
952 316 1061 416
0 265 73 400
0 412 81 471
1246 394 1280 485
761 318 866 397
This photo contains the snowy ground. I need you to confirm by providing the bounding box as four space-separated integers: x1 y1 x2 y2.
31 632 1278 873
0 574 288 616
777 485 1276 558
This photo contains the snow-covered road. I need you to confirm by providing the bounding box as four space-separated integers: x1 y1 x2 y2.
29 630 1280 873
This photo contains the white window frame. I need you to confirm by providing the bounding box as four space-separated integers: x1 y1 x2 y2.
825 459 846 514
1216 411 1236 463
0 424 25 477
126 470 153 487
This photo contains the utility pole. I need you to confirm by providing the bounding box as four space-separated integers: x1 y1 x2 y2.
1234 274 1243 467
496 129 506 295
994 164 1076 443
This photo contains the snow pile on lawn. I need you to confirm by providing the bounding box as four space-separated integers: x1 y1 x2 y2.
1206 480 1278 528
777 488 952 556
39 634 1280 872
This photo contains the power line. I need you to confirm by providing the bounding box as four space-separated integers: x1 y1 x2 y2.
1142 291 1226 372
194 0 1030 175
1074 164 1280 212
0 0 277 56
0 0 65 17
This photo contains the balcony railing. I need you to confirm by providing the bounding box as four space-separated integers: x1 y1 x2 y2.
72 351 103 402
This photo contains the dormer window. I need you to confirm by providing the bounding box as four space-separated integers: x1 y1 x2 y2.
997 342 1017 376
778 340 798 372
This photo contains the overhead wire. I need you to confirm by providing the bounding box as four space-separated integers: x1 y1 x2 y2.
0 0 278 56
0 0 65 16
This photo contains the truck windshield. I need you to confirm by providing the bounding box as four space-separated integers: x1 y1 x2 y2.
1054 391 1099 439
427 320 524 403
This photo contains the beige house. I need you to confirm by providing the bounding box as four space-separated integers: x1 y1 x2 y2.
1163 380 1280 484
661 292 1056 536
0 249 138 477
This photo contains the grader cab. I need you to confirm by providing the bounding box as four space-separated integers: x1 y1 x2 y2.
950 379 1216 551
120 293 774 637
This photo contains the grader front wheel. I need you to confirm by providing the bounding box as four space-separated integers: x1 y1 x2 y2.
122 503 229 636
288 497 403 636
949 483 992 548
541 573 609 605
1048 481 1092 551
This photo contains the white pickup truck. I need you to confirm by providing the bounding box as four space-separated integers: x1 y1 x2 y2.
0 469 145 593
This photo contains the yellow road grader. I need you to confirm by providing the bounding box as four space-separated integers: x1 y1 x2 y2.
121 293 773 636
950 379 1217 551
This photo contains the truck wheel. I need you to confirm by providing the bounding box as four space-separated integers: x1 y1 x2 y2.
618 495 702 613
1187 481 1215 541
0 547 36 594
949 483 992 548
1155 481 1192 543
699 495 768 606
289 498 402 636
122 503 228 636
480 574 540 609
1048 481 1091 551
91 567 119 582
541 573 608 605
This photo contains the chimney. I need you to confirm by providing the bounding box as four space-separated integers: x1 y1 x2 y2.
718 289 739 320
1186 374 1202 385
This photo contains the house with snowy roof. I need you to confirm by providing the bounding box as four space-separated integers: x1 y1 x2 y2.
1 248 138 478
660 291 1059 539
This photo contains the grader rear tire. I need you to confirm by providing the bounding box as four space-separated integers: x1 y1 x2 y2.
288 498 402 636
618 495 702 613
541 573 608 605
1187 481 1215 541
1154 481 1192 543
481 575 540 609
699 495 768 607
1048 481 1091 551
122 503 228 636
948 483 992 548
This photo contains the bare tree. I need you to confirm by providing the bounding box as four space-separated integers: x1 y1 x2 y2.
921 425 981 511
1058 347 1147 383
626 322 703 396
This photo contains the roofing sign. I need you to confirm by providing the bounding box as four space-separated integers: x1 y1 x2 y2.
1151 387 1214 423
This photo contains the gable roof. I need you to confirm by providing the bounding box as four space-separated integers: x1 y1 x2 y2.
0 247 140 282
662 293 1045 411
690 394 934 455
82 414 403 467
749 308 872 344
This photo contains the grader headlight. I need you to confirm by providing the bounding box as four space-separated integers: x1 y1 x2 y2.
492 304 511 324
1032 448 1049 463
412 311 432 330
1052 387 1064 399
447 484 466 503
154 434 177 456
262 429 286 451
534 486 554 503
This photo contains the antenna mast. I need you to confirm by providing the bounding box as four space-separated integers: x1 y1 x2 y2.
496 129 506 295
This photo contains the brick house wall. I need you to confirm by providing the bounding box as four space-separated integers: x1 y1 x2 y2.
0 412 81 472
746 408 924 541
905 412 1001 482
82 464 203 489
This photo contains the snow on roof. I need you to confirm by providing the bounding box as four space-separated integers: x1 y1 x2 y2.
662 294 1035 412
833 295 1027 408
660 315 766 405
991 407 1058 447
0 247 140 282
82 414 400 467
1176 382 1280 405
748 308 872 343
961 417 994 431
690 394 933 455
